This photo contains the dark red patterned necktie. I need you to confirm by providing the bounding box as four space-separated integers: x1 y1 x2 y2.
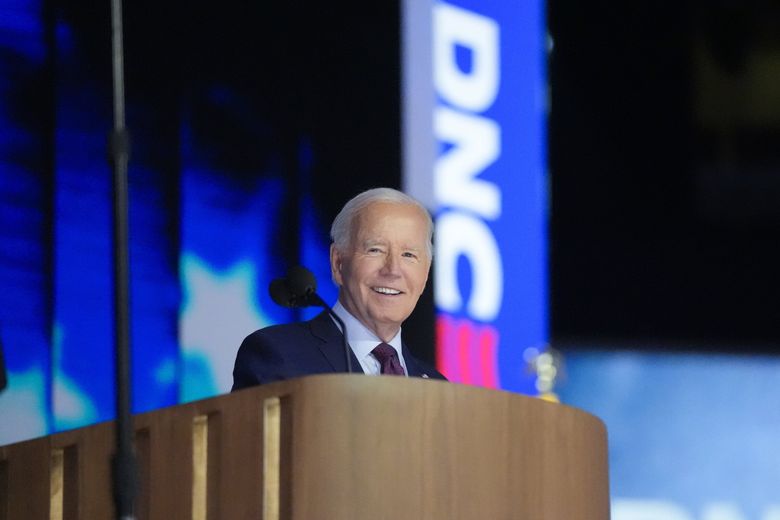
372 343 406 376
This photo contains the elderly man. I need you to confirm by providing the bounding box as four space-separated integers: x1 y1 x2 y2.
232 187 446 390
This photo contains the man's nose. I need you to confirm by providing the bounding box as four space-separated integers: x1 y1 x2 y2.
381 253 401 276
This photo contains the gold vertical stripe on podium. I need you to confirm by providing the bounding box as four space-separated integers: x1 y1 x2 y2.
192 415 209 520
49 449 64 520
263 397 281 520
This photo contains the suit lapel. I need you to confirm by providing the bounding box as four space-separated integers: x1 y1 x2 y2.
308 311 364 374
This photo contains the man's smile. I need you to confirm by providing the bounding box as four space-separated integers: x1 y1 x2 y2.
372 286 402 295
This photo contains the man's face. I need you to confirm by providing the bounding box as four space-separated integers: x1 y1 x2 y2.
331 202 431 342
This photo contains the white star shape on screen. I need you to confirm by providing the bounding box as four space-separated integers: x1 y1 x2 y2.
179 253 269 398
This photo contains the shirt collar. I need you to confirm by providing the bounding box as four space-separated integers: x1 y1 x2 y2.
332 300 404 368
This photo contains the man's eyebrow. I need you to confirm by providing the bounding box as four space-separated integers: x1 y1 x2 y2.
359 239 423 251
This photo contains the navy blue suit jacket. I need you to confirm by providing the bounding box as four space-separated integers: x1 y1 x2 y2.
232 311 446 390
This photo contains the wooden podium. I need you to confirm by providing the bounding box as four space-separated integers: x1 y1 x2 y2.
0 375 609 519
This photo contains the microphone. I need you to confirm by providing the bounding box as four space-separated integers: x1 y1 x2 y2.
269 266 353 373
270 266 318 308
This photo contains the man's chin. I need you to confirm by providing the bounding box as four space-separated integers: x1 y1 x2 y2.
364 313 406 336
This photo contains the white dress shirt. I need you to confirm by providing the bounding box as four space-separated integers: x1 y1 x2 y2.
331 300 408 376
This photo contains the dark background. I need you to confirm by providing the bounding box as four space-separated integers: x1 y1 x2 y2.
548 0 780 351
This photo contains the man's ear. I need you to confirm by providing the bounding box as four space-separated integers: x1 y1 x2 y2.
329 244 343 286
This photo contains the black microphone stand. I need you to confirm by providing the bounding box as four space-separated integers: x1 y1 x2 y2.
0 334 7 393
109 0 137 518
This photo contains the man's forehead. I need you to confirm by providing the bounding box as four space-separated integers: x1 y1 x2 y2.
356 202 426 225
347 202 428 241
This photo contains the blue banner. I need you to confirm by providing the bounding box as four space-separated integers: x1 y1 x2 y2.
404 0 547 394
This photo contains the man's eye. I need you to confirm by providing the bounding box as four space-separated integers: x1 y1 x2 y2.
403 252 417 259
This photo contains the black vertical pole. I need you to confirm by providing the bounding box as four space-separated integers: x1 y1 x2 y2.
109 0 137 518
0 335 7 392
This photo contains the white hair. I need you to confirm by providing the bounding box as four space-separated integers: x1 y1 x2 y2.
330 187 433 257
